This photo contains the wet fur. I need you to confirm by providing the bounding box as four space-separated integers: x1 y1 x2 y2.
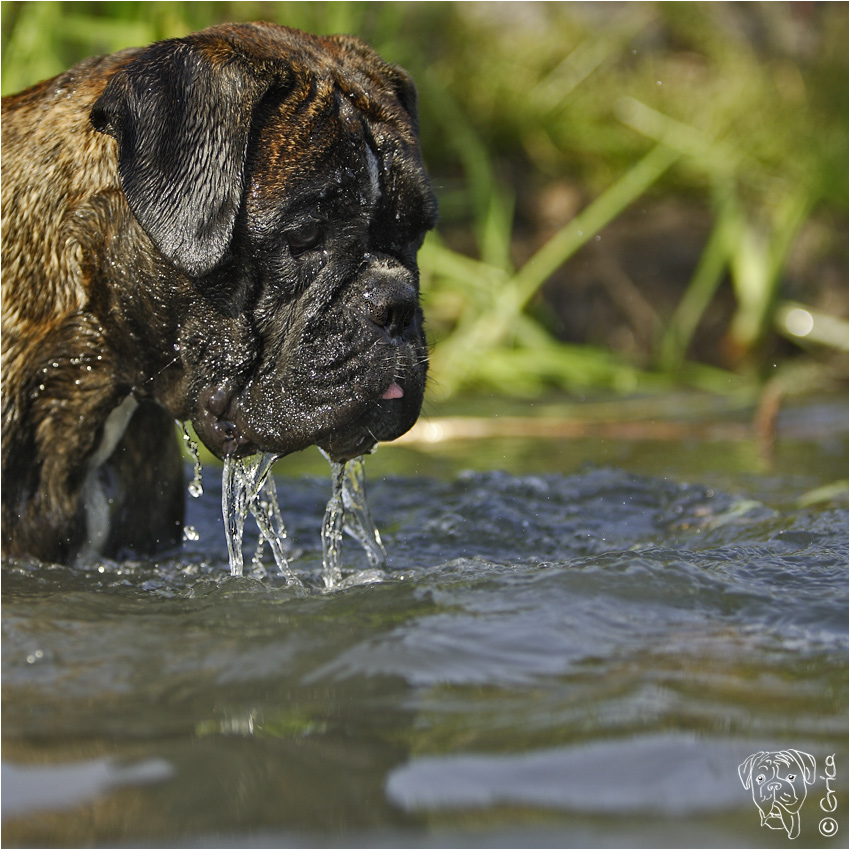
1 23 436 563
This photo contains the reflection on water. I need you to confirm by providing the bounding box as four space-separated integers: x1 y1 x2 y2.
2 399 847 848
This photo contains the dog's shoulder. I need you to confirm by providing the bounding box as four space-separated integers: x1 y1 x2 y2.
2 49 140 120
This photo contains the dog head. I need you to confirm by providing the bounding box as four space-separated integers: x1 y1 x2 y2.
738 749 816 839
91 22 437 462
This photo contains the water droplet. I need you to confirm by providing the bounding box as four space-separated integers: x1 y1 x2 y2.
180 423 204 497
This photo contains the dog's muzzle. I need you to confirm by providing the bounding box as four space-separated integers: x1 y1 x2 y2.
193 259 427 461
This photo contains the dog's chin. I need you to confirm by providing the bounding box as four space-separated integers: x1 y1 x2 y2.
318 393 421 462
192 381 423 463
317 431 377 463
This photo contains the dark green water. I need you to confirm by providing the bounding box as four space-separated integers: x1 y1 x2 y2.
2 395 847 848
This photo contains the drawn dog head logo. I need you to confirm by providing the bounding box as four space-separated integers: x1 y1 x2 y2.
738 750 817 839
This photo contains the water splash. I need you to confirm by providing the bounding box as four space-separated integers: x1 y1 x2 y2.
222 454 301 586
319 450 387 589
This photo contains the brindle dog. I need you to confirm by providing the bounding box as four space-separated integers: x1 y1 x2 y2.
1 22 437 563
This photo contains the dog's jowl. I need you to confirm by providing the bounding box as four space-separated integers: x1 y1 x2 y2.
1 22 437 563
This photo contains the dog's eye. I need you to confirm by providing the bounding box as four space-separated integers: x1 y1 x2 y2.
286 223 323 256
756 774 766 784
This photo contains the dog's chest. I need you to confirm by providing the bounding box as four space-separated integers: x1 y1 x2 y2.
80 395 139 555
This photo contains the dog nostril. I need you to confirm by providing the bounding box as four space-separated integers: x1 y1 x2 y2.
364 284 418 340
381 304 414 337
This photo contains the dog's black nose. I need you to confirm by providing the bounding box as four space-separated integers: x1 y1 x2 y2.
363 281 419 342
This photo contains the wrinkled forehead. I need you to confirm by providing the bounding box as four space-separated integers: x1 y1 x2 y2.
757 753 794 771
246 73 414 207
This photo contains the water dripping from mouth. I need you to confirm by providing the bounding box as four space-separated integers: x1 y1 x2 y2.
178 422 206 545
180 422 204 499
320 460 346 590
184 419 385 588
341 454 387 570
319 450 387 590
221 454 301 586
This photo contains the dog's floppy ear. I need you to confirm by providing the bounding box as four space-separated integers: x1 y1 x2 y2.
738 753 764 789
92 37 284 278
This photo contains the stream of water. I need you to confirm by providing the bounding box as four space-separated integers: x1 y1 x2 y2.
220 449 387 590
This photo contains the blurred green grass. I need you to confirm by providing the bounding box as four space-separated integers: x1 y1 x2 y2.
2 1 847 402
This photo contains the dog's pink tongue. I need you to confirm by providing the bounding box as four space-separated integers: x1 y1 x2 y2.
382 382 404 400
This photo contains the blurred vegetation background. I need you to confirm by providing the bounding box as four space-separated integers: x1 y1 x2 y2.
2 1 847 405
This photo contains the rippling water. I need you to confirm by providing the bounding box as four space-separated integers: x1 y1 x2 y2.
2 399 847 848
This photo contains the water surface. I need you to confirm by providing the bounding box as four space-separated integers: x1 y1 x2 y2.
2 395 847 847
